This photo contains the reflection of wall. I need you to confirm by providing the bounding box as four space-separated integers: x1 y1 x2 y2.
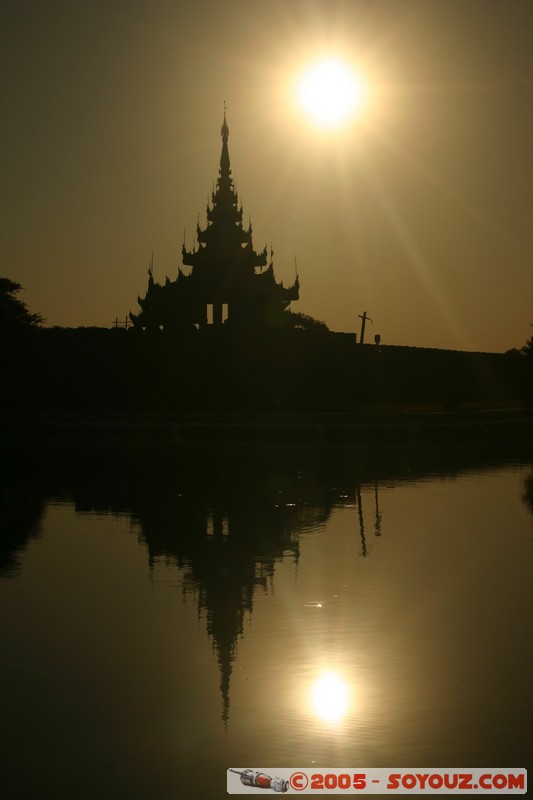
4 440 531 722
523 474 533 516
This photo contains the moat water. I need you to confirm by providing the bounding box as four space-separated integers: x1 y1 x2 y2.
1 441 532 799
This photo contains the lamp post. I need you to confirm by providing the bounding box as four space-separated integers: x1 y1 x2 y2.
358 311 373 344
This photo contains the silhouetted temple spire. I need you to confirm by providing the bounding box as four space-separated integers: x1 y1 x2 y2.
130 112 299 332
220 110 230 177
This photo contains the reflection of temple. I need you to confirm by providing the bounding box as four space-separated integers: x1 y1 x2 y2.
147 507 302 728
130 113 299 331
133 455 330 727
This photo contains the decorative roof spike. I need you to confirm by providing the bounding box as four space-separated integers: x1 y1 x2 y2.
219 105 231 177
221 100 229 139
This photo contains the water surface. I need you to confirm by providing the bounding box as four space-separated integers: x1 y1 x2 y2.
1 443 532 798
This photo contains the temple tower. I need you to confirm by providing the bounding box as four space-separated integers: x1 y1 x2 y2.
130 113 299 331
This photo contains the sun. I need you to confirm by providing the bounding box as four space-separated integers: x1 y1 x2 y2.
311 672 350 722
295 58 365 128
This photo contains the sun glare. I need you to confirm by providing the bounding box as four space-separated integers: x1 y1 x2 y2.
296 58 365 128
311 672 350 722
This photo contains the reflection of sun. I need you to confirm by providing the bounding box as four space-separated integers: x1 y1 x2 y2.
295 58 365 127
311 672 350 722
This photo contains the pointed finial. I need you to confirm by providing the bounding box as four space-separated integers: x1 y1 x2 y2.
221 100 229 139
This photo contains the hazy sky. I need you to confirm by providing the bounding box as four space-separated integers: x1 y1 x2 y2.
2 0 532 351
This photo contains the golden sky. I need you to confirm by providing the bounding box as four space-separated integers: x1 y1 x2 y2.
2 0 532 351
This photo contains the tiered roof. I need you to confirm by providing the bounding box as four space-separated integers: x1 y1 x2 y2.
130 113 299 331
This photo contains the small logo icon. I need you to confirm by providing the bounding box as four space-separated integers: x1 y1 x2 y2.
229 769 289 793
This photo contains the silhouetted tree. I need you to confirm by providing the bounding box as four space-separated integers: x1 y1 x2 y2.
287 311 329 333
0 278 44 331
521 337 533 358
507 336 533 406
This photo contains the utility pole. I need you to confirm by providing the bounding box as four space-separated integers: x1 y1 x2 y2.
358 311 373 344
